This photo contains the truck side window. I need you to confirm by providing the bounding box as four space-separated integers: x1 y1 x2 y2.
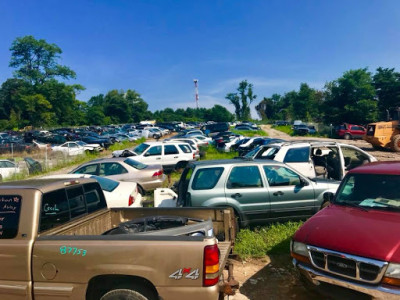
192 167 224 190
0 195 22 239
67 186 87 219
84 182 107 213
40 189 70 232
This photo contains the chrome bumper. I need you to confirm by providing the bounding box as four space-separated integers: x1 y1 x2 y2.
293 259 400 299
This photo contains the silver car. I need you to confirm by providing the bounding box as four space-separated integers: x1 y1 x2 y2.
69 157 166 195
177 159 340 227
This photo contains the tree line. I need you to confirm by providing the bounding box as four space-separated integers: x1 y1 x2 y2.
2 35 400 131
0 36 234 130
255 68 400 125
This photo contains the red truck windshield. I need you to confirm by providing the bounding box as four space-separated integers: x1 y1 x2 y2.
335 174 400 211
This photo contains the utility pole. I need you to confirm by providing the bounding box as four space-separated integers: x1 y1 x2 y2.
194 79 199 109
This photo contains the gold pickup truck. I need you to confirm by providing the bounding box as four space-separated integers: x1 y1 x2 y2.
0 178 236 300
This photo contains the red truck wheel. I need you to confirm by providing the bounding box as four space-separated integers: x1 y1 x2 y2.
100 289 148 300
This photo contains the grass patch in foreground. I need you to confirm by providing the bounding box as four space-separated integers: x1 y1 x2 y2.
234 221 303 260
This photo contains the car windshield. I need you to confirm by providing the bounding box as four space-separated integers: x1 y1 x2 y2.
90 175 119 192
133 143 150 155
124 158 147 170
244 146 261 158
335 174 400 211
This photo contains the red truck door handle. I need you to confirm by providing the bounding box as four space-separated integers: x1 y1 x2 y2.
273 191 284 196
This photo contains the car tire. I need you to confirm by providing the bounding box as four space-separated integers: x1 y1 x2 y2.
175 161 188 170
391 134 400 152
137 185 145 196
343 133 351 140
100 289 148 300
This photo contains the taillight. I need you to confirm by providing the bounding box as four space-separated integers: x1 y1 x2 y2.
203 244 219 287
193 153 195 159
152 169 163 177
129 195 135 206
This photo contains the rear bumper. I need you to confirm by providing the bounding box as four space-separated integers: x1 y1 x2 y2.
157 284 219 300
293 259 400 299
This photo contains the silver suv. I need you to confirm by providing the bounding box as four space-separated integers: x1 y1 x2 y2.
177 159 340 227
242 141 377 180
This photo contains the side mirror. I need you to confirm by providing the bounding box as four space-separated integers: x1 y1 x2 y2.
299 177 309 186
323 192 335 202
144 152 150 157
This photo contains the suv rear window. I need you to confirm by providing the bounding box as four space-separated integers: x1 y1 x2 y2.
192 167 224 190
0 195 22 239
179 144 192 153
284 147 310 163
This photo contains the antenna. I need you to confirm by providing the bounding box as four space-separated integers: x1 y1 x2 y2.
193 79 199 109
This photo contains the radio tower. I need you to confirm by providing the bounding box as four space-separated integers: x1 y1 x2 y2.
194 79 199 109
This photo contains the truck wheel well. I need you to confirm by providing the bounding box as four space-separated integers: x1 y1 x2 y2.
86 275 158 300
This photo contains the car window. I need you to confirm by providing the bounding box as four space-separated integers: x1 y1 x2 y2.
146 146 162 156
84 182 107 212
40 188 70 232
0 195 22 239
123 158 147 170
164 144 179 155
101 162 128 176
284 147 310 163
263 165 301 186
67 186 87 219
179 144 192 153
133 143 150 155
227 166 263 189
73 164 98 175
341 146 370 170
192 167 224 190
3 161 15 168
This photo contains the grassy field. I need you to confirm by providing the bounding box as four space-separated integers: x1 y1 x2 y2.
231 129 268 137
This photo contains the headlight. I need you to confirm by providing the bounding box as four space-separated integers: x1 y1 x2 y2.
292 241 308 257
385 263 400 279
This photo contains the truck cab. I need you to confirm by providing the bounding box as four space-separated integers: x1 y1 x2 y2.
291 161 400 299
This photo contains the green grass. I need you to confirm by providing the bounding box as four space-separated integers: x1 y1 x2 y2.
231 129 267 137
234 221 303 260
199 146 238 160
272 125 293 135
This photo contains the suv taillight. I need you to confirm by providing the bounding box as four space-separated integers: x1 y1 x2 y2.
193 153 196 159
152 170 164 177
203 244 220 287
129 195 135 206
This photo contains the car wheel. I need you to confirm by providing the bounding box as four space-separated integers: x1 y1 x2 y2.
137 185 145 196
344 133 351 140
100 289 149 300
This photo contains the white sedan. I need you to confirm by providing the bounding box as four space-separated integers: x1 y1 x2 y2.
41 174 142 208
0 159 21 179
51 141 103 156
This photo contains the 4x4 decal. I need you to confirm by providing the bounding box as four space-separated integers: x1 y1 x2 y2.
169 268 200 280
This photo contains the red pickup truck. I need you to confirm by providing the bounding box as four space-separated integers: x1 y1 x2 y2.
291 161 400 299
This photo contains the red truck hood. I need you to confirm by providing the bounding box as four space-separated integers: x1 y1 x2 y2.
294 204 400 263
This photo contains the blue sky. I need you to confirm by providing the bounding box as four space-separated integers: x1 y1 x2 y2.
1 0 400 118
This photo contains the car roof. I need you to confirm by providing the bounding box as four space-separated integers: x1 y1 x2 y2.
0 178 97 193
190 158 287 167
347 161 400 176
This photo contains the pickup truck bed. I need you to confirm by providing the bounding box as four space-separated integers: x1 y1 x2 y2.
0 178 236 300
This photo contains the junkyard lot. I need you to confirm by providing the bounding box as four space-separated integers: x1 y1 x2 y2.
6 127 400 299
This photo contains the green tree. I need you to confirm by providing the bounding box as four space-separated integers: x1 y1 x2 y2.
226 80 257 120
20 94 54 127
9 35 76 85
373 67 400 119
208 105 234 122
324 68 377 124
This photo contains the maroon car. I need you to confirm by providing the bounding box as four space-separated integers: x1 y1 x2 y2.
335 123 366 140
